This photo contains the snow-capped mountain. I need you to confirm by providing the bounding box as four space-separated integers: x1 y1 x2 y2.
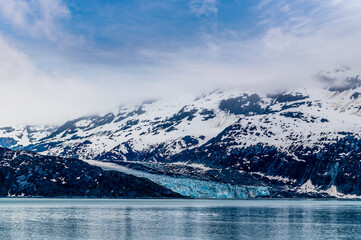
0 125 56 148
1 76 361 198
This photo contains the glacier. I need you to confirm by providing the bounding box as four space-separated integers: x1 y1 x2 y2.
84 160 270 198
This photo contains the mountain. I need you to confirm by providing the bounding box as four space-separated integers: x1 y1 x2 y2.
0 147 181 198
1 76 361 198
0 125 56 149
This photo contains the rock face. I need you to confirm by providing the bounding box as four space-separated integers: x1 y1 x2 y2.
0 148 182 198
1 77 361 198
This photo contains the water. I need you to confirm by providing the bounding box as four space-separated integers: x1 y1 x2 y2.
1 199 361 240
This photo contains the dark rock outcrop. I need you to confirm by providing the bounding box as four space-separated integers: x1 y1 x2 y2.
0 148 182 198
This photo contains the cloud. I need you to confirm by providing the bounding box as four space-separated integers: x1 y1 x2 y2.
257 0 361 33
190 0 218 16
1 0 361 125
255 0 361 71
0 0 70 41
0 35 114 126
130 0 361 94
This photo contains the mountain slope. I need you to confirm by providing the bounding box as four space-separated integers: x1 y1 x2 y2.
0 147 181 198
0 125 56 148
1 77 361 198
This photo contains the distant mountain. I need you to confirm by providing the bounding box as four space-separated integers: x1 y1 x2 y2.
1 76 361 198
0 147 181 198
0 125 56 148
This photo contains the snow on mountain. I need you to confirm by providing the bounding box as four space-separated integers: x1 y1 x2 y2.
1 76 361 198
0 125 56 148
24 84 361 159
25 88 243 159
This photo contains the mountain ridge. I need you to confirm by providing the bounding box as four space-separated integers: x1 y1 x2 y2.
1 79 361 198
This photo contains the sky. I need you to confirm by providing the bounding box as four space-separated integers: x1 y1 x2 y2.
0 0 361 125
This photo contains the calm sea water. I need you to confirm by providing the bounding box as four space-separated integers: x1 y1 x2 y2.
0 199 360 240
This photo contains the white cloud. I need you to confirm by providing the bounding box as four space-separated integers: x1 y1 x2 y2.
1 0 361 125
133 0 361 93
0 35 115 126
0 0 70 41
190 0 218 16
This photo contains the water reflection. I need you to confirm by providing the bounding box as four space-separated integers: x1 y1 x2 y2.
0 199 360 240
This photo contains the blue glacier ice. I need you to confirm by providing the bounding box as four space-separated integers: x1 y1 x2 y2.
85 160 270 198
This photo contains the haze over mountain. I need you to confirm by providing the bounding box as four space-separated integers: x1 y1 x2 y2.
1 75 361 198
0 0 361 125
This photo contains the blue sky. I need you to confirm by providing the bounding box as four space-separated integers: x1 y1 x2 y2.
0 0 263 66
0 0 360 125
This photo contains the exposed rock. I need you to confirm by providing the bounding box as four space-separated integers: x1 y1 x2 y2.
0 148 182 198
